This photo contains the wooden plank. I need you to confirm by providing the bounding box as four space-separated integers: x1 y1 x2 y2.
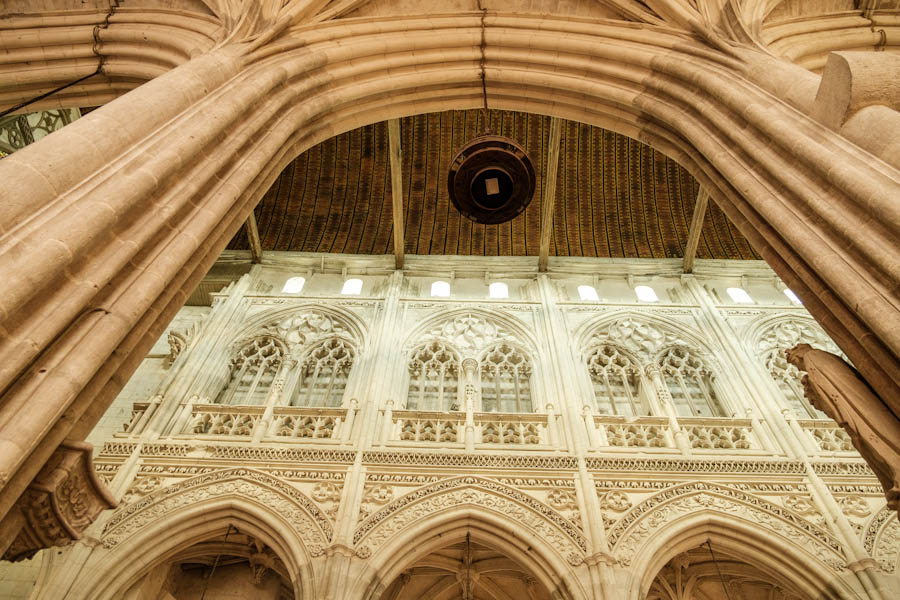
388 118 405 269
683 187 710 273
538 117 563 271
246 210 263 264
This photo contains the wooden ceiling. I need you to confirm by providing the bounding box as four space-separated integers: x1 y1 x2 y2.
228 109 759 260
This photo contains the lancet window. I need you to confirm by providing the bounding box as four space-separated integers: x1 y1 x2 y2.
764 349 826 419
407 341 461 411
292 338 355 407
659 346 725 417
586 345 645 416
216 337 283 405
480 343 532 413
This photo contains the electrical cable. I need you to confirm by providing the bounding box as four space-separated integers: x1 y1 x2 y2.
706 540 734 600
199 524 234 600
476 1 492 135
0 0 120 120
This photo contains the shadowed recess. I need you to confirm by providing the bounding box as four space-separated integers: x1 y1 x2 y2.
228 109 760 260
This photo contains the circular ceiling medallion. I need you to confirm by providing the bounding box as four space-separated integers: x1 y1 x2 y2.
448 135 536 224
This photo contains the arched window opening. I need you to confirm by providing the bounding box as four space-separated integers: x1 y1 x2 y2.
217 337 283 405
578 285 599 301
480 343 532 413
784 288 802 304
407 341 460 411
726 287 753 303
431 280 451 297
586 345 645 416
282 277 305 294
660 347 725 417
293 338 355 407
764 349 826 419
635 285 659 302
341 278 363 295
488 281 509 299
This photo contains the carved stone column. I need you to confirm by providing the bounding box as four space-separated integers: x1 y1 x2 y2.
462 358 479 452
1 441 116 561
645 365 691 454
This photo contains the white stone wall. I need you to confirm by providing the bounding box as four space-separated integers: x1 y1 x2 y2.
6 254 896 600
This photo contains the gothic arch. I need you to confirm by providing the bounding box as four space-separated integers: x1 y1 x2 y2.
1 5 899 537
575 310 720 367
351 476 587 599
863 506 900 576
404 307 538 358
608 481 853 600
85 468 331 600
743 311 839 355
231 303 367 354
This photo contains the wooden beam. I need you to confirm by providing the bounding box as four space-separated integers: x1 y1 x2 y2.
683 187 710 273
388 118 405 270
538 117 563 272
245 209 263 264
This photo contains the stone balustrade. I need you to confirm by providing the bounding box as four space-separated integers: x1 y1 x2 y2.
797 419 856 453
176 404 348 441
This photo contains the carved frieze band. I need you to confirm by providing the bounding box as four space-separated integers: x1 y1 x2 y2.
353 476 586 565
585 457 806 474
607 482 846 571
101 468 332 555
361 451 578 469
863 507 899 573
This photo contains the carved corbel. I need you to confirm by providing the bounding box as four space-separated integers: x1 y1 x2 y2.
3 441 116 561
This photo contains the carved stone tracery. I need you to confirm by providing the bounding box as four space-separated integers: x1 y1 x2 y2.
353 476 586 563
608 482 845 571
102 468 331 556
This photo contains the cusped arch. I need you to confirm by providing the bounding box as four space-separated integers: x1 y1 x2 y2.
863 506 900 575
743 311 839 356
88 468 330 600
351 476 588 600
608 481 852 600
575 310 719 366
232 303 368 354
404 307 538 358
353 475 586 561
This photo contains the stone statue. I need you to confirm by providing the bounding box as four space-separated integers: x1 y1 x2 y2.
787 344 900 518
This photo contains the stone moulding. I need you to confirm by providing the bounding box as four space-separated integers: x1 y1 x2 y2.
607 481 846 571
361 451 578 469
863 507 899 573
352 475 586 563
101 468 331 555
584 457 806 473
210 446 356 462
3 441 116 562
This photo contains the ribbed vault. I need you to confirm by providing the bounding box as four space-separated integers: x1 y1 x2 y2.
227 109 759 260
381 538 552 600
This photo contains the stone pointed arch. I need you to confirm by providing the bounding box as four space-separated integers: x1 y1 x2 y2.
353 475 586 563
102 467 332 551
81 468 330 600
863 506 900 575
233 303 368 356
351 476 588 600
404 307 538 358
608 481 850 600
574 310 717 367
743 312 840 357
